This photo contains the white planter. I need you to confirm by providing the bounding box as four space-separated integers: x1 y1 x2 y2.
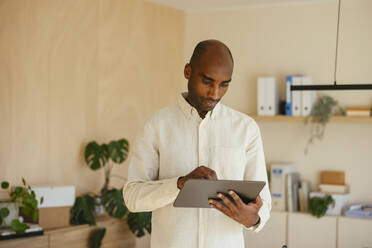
0 201 19 226
310 192 349 216
94 196 105 216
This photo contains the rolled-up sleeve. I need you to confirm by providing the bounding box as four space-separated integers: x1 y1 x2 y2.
242 121 271 232
123 119 180 213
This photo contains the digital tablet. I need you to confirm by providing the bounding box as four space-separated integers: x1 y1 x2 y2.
173 179 266 208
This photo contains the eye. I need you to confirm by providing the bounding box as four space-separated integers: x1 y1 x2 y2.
220 82 230 88
202 79 212 86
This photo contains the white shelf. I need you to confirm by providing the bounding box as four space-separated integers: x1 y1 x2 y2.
249 114 372 124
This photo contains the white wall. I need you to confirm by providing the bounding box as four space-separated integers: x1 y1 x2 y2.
184 0 372 202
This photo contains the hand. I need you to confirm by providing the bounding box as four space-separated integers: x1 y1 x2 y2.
208 191 263 228
177 166 217 189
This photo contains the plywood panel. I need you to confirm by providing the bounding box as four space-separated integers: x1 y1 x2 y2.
0 0 184 197
0 235 48 248
43 0 101 193
49 225 92 248
0 0 49 185
98 217 136 248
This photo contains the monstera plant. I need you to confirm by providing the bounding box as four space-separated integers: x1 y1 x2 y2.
70 138 151 244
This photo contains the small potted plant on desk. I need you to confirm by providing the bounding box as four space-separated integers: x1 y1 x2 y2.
70 138 151 247
0 178 43 235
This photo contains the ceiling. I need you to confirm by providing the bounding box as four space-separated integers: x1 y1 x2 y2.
145 0 335 12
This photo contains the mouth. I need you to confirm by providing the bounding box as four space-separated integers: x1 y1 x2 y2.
202 99 218 108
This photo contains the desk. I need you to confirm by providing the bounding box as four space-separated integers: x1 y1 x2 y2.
0 215 136 248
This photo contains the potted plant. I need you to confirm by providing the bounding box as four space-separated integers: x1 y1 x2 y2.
0 178 43 234
304 95 345 154
308 194 335 218
70 138 151 242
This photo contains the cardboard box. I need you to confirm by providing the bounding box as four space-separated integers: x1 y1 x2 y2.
320 170 345 185
23 206 71 230
38 206 71 230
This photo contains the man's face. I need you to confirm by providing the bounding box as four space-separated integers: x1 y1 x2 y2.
184 54 233 114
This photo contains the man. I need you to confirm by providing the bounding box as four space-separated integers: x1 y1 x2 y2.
123 40 271 248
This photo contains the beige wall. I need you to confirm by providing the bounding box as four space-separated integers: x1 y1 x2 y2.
0 0 184 197
185 0 372 202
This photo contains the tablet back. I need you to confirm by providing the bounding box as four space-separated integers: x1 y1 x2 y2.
173 179 266 208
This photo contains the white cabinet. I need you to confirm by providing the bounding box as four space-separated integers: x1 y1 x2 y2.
244 211 287 248
338 217 372 248
288 212 337 248
244 211 372 248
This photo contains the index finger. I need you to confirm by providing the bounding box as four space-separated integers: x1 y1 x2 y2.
201 167 218 179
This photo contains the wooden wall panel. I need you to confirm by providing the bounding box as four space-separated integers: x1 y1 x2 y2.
0 0 184 196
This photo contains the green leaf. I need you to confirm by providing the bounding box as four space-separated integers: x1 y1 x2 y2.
127 212 152 238
309 195 335 218
21 205 32 216
22 178 26 186
108 139 129 164
14 187 24 198
70 194 96 225
89 228 106 248
1 181 9 189
0 208 10 218
33 210 38 222
11 219 28 234
101 188 128 219
84 142 108 170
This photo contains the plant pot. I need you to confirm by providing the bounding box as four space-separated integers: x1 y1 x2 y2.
0 201 19 226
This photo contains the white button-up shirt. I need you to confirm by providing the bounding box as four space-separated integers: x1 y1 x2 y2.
123 93 271 248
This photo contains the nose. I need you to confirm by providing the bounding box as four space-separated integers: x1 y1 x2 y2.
207 84 219 100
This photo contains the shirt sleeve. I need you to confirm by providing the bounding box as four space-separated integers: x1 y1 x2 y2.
122 119 181 213
242 121 272 233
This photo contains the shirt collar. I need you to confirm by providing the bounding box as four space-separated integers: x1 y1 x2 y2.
177 92 221 120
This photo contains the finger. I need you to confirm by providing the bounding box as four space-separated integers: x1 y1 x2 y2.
206 173 217 180
217 192 238 213
208 199 233 217
204 168 217 180
227 190 244 208
210 170 217 180
199 167 217 180
248 196 263 208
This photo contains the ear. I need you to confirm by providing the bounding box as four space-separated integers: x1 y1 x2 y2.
184 63 192 80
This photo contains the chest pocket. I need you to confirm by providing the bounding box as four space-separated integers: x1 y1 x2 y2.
209 146 246 180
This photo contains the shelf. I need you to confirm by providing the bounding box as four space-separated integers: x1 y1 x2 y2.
249 114 372 124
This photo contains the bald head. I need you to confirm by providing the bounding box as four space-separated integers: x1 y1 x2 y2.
184 40 234 119
189 40 234 68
